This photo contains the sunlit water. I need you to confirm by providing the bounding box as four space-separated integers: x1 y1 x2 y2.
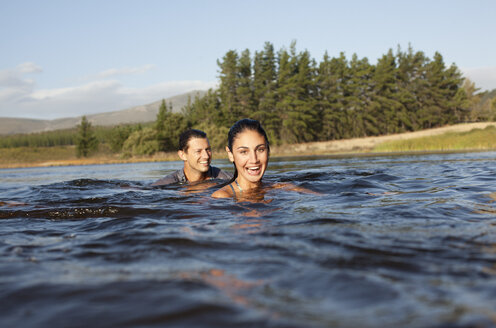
1 152 496 328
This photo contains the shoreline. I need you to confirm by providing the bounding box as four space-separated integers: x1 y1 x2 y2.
271 122 496 155
2 122 496 169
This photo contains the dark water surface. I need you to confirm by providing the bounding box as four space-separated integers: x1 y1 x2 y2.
1 152 496 328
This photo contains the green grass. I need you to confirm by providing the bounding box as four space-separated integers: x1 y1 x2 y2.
373 126 496 152
0 144 181 168
0 146 78 166
0 144 122 167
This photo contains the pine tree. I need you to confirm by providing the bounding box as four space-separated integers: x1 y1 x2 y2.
317 51 337 139
318 52 351 139
155 99 188 151
372 49 405 134
184 89 223 127
275 44 298 143
236 49 254 118
441 62 467 124
347 53 374 136
290 49 320 142
253 42 279 143
218 50 240 125
275 43 319 143
416 52 465 128
155 99 168 131
76 116 99 157
395 45 427 131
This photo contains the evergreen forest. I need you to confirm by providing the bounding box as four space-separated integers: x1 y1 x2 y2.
1 42 496 158
183 42 492 146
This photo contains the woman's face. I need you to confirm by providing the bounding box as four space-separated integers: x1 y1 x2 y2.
228 129 269 186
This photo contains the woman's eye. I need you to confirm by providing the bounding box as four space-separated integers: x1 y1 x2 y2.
258 148 266 153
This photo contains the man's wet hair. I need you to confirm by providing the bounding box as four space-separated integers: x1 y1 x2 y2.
179 129 207 152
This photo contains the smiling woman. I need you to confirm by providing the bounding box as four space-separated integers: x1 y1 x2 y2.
212 119 318 201
212 119 269 199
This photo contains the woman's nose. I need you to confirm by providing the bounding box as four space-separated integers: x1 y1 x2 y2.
249 150 258 162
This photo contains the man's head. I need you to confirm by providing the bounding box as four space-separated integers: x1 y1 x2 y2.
178 129 212 179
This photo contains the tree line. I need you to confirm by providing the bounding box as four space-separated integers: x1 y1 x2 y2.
0 119 149 157
183 42 474 146
2 42 495 157
0 129 77 148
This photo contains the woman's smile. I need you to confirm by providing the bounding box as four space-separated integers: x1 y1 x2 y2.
246 166 261 175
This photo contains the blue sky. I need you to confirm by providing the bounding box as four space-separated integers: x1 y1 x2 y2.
1 0 495 119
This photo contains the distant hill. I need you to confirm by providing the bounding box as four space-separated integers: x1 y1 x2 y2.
480 88 496 104
0 90 206 135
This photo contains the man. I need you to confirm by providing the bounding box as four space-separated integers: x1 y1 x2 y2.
151 129 232 186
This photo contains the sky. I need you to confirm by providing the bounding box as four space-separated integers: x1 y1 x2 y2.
1 0 495 120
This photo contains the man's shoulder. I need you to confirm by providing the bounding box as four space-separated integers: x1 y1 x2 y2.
151 170 185 186
210 166 233 180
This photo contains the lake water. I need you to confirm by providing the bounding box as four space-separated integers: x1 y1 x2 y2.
1 152 496 328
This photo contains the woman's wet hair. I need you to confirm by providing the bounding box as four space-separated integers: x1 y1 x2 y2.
179 129 207 152
227 119 270 152
224 118 270 186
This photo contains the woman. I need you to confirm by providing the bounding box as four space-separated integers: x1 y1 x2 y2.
212 118 317 200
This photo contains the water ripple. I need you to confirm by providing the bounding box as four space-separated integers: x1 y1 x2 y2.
2 152 496 327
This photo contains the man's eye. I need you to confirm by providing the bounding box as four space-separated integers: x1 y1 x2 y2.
258 148 266 153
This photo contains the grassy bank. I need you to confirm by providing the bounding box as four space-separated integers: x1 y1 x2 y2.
0 146 178 168
373 125 496 152
0 146 77 167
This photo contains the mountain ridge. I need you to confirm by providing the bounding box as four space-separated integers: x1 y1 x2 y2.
0 90 206 135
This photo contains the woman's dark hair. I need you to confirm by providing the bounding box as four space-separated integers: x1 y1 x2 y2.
224 118 270 185
178 129 207 152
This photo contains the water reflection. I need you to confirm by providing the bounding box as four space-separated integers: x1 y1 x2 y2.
177 268 266 310
474 192 496 215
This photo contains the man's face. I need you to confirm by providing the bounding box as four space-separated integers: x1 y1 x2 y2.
179 137 212 174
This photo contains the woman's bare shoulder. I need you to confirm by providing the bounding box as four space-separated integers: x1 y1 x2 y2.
211 185 234 199
270 182 321 195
